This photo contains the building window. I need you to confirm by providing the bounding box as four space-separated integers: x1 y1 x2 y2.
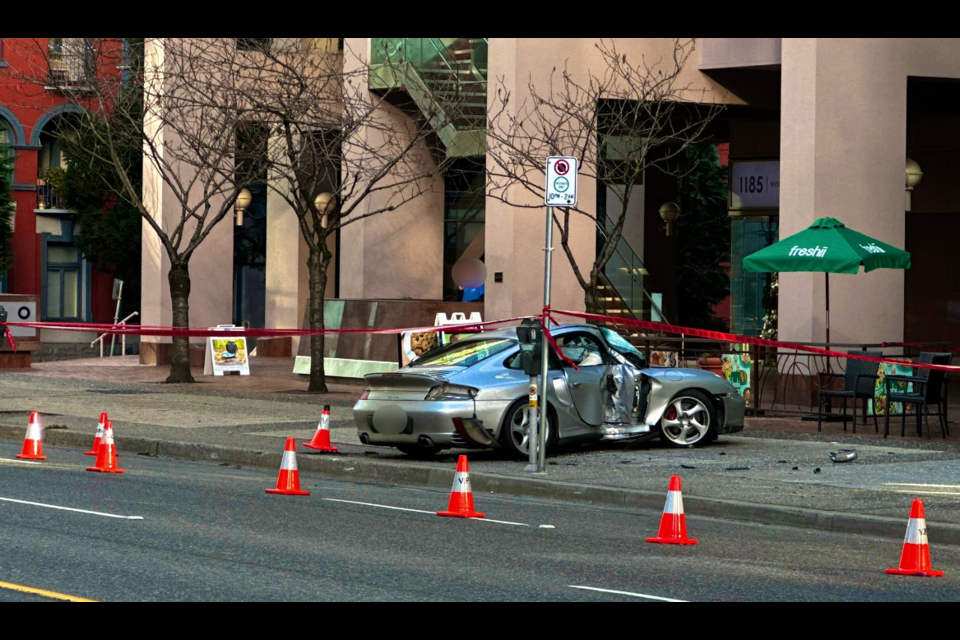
45 243 83 320
237 38 272 53
48 38 94 86
443 158 485 302
0 38 6 66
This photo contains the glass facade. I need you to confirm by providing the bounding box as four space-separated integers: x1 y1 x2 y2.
443 158 485 301
729 217 778 337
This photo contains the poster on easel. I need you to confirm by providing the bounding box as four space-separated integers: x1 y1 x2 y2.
204 325 251 376
398 312 483 367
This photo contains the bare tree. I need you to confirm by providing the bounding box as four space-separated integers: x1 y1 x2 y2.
487 39 723 315
211 39 455 393
14 38 265 382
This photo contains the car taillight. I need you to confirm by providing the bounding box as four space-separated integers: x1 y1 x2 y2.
360 389 370 400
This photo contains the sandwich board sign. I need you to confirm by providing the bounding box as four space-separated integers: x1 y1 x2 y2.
545 156 578 207
204 325 251 376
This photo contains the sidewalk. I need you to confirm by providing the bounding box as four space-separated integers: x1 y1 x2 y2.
3 356 960 540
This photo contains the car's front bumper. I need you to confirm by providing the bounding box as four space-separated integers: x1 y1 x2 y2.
353 399 512 449
720 393 746 434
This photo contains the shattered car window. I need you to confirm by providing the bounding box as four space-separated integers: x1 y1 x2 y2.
600 328 647 368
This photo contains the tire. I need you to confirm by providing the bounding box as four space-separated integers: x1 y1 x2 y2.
500 399 556 460
395 444 441 459
658 390 719 448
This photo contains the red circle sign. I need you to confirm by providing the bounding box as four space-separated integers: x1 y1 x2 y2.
555 159 569 175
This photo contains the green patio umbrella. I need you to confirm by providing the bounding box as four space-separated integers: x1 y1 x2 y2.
743 217 911 344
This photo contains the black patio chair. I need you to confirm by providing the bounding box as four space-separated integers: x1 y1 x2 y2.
884 353 952 439
817 351 882 433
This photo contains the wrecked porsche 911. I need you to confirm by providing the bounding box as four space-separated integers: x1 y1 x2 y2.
353 324 745 459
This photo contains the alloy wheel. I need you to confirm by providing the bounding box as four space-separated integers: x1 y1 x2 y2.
661 396 712 446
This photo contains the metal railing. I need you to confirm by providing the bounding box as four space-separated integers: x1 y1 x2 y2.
624 335 951 418
91 312 138 358
36 180 68 211
47 39 94 87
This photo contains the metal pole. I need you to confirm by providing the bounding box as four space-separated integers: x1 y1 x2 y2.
524 376 539 473
825 273 831 373
538 206 554 473
109 281 123 357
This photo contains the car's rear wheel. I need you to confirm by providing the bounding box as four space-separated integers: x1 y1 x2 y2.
501 399 556 460
658 390 718 448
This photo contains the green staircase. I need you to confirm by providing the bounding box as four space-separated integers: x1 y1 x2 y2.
370 38 487 158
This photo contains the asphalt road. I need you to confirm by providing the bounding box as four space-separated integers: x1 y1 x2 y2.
1 441 959 602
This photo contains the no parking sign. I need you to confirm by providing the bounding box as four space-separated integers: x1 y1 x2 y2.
545 156 578 207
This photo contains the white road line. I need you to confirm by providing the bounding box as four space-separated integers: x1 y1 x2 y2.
0 497 144 521
323 498 531 527
323 498 434 516
0 458 42 466
885 483 960 489
569 586 688 603
890 490 960 497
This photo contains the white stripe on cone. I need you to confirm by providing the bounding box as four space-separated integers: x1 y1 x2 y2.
905 517 929 546
451 471 472 495
281 450 298 471
664 491 684 515
26 417 42 443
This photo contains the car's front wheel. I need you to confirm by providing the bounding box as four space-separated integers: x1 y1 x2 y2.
658 390 718 448
501 399 556 460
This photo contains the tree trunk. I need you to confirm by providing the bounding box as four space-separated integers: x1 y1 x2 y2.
585 270 604 315
166 260 195 383
307 246 331 394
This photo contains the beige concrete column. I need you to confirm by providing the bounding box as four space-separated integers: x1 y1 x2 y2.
264 188 311 353
140 39 234 362
779 39 909 344
339 38 444 301
485 38 596 321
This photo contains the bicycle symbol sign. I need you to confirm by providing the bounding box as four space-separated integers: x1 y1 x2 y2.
545 156 578 207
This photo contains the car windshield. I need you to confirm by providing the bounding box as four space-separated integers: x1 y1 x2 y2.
411 338 516 368
600 327 647 367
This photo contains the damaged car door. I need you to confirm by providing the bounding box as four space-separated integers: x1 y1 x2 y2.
557 332 609 427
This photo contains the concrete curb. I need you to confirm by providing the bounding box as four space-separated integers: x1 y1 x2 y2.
2 425 957 545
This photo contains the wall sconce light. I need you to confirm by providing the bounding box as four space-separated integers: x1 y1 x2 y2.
314 192 336 229
905 158 922 212
658 201 680 236
235 188 253 227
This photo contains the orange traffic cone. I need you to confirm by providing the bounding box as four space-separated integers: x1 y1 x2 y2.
86 422 125 474
17 412 46 461
303 405 338 453
647 476 698 545
266 438 310 496
887 499 944 577
85 412 108 456
437 455 484 519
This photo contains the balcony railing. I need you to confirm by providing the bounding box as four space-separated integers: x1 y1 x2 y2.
36 180 69 212
47 39 94 88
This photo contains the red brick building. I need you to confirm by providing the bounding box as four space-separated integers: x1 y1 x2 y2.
0 38 116 331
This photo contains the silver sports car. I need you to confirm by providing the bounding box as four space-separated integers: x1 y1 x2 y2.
353 324 745 459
